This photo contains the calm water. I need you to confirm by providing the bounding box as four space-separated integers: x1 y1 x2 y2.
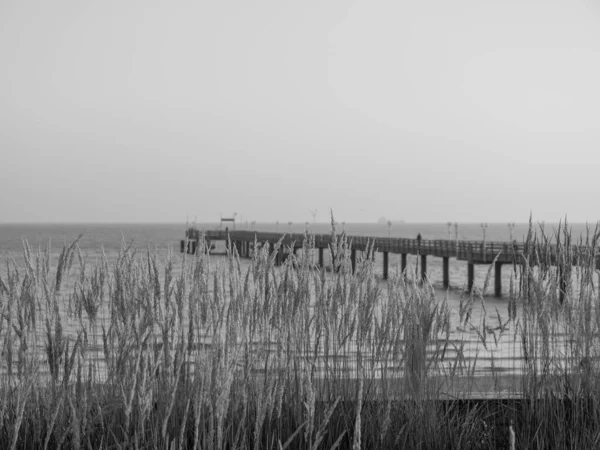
0 220 591 298
0 223 185 256
0 220 593 255
0 221 593 392
0 220 591 294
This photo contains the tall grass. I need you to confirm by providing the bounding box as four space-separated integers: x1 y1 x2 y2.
0 218 600 448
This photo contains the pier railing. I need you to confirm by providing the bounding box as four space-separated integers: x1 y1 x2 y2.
185 228 599 266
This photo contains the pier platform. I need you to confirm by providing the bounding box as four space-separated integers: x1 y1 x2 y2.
181 229 592 298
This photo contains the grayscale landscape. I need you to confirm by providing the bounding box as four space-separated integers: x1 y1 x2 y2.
2 1 600 448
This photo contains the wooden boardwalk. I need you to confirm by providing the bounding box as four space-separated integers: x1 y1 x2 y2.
181 228 596 298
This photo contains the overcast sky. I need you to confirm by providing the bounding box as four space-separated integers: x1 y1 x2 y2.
2 0 600 224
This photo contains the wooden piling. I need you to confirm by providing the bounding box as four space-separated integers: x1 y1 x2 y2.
318 247 324 267
401 253 407 275
383 251 389 280
351 249 356 273
495 261 503 297
421 254 427 281
468 263 474 292
443 257 449 288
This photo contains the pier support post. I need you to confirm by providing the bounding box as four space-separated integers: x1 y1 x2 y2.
443 257 449 288
351 249 357 273
318 247 324 268
494 262 503 297
401 253 407 276
180 240 185 253
383 251 389 280
191 240 197 255
467 263 474 292
420 254 427 281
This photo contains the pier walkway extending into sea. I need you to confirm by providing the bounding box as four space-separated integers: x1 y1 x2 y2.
181 228 593 298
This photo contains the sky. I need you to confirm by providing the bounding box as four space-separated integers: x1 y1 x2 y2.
2 0 600 224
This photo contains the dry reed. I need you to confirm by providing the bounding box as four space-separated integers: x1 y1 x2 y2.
0 217 599 448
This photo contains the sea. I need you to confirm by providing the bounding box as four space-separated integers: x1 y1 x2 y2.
0 220 594 283
0 220 594 300
0 221 595 392
0 220 593 258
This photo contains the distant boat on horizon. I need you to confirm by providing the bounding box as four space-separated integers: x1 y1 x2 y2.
377 217 405 225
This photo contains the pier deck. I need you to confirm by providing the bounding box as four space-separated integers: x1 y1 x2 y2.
181 229 594 299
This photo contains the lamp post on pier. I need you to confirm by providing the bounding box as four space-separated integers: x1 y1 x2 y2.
387 220 392 238
447 222 452 239
508 222 515 241
480 222 488 241
453 223 459 253
481 222 488 262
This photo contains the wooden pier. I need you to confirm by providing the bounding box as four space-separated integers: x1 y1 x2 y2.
181 228 596 298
